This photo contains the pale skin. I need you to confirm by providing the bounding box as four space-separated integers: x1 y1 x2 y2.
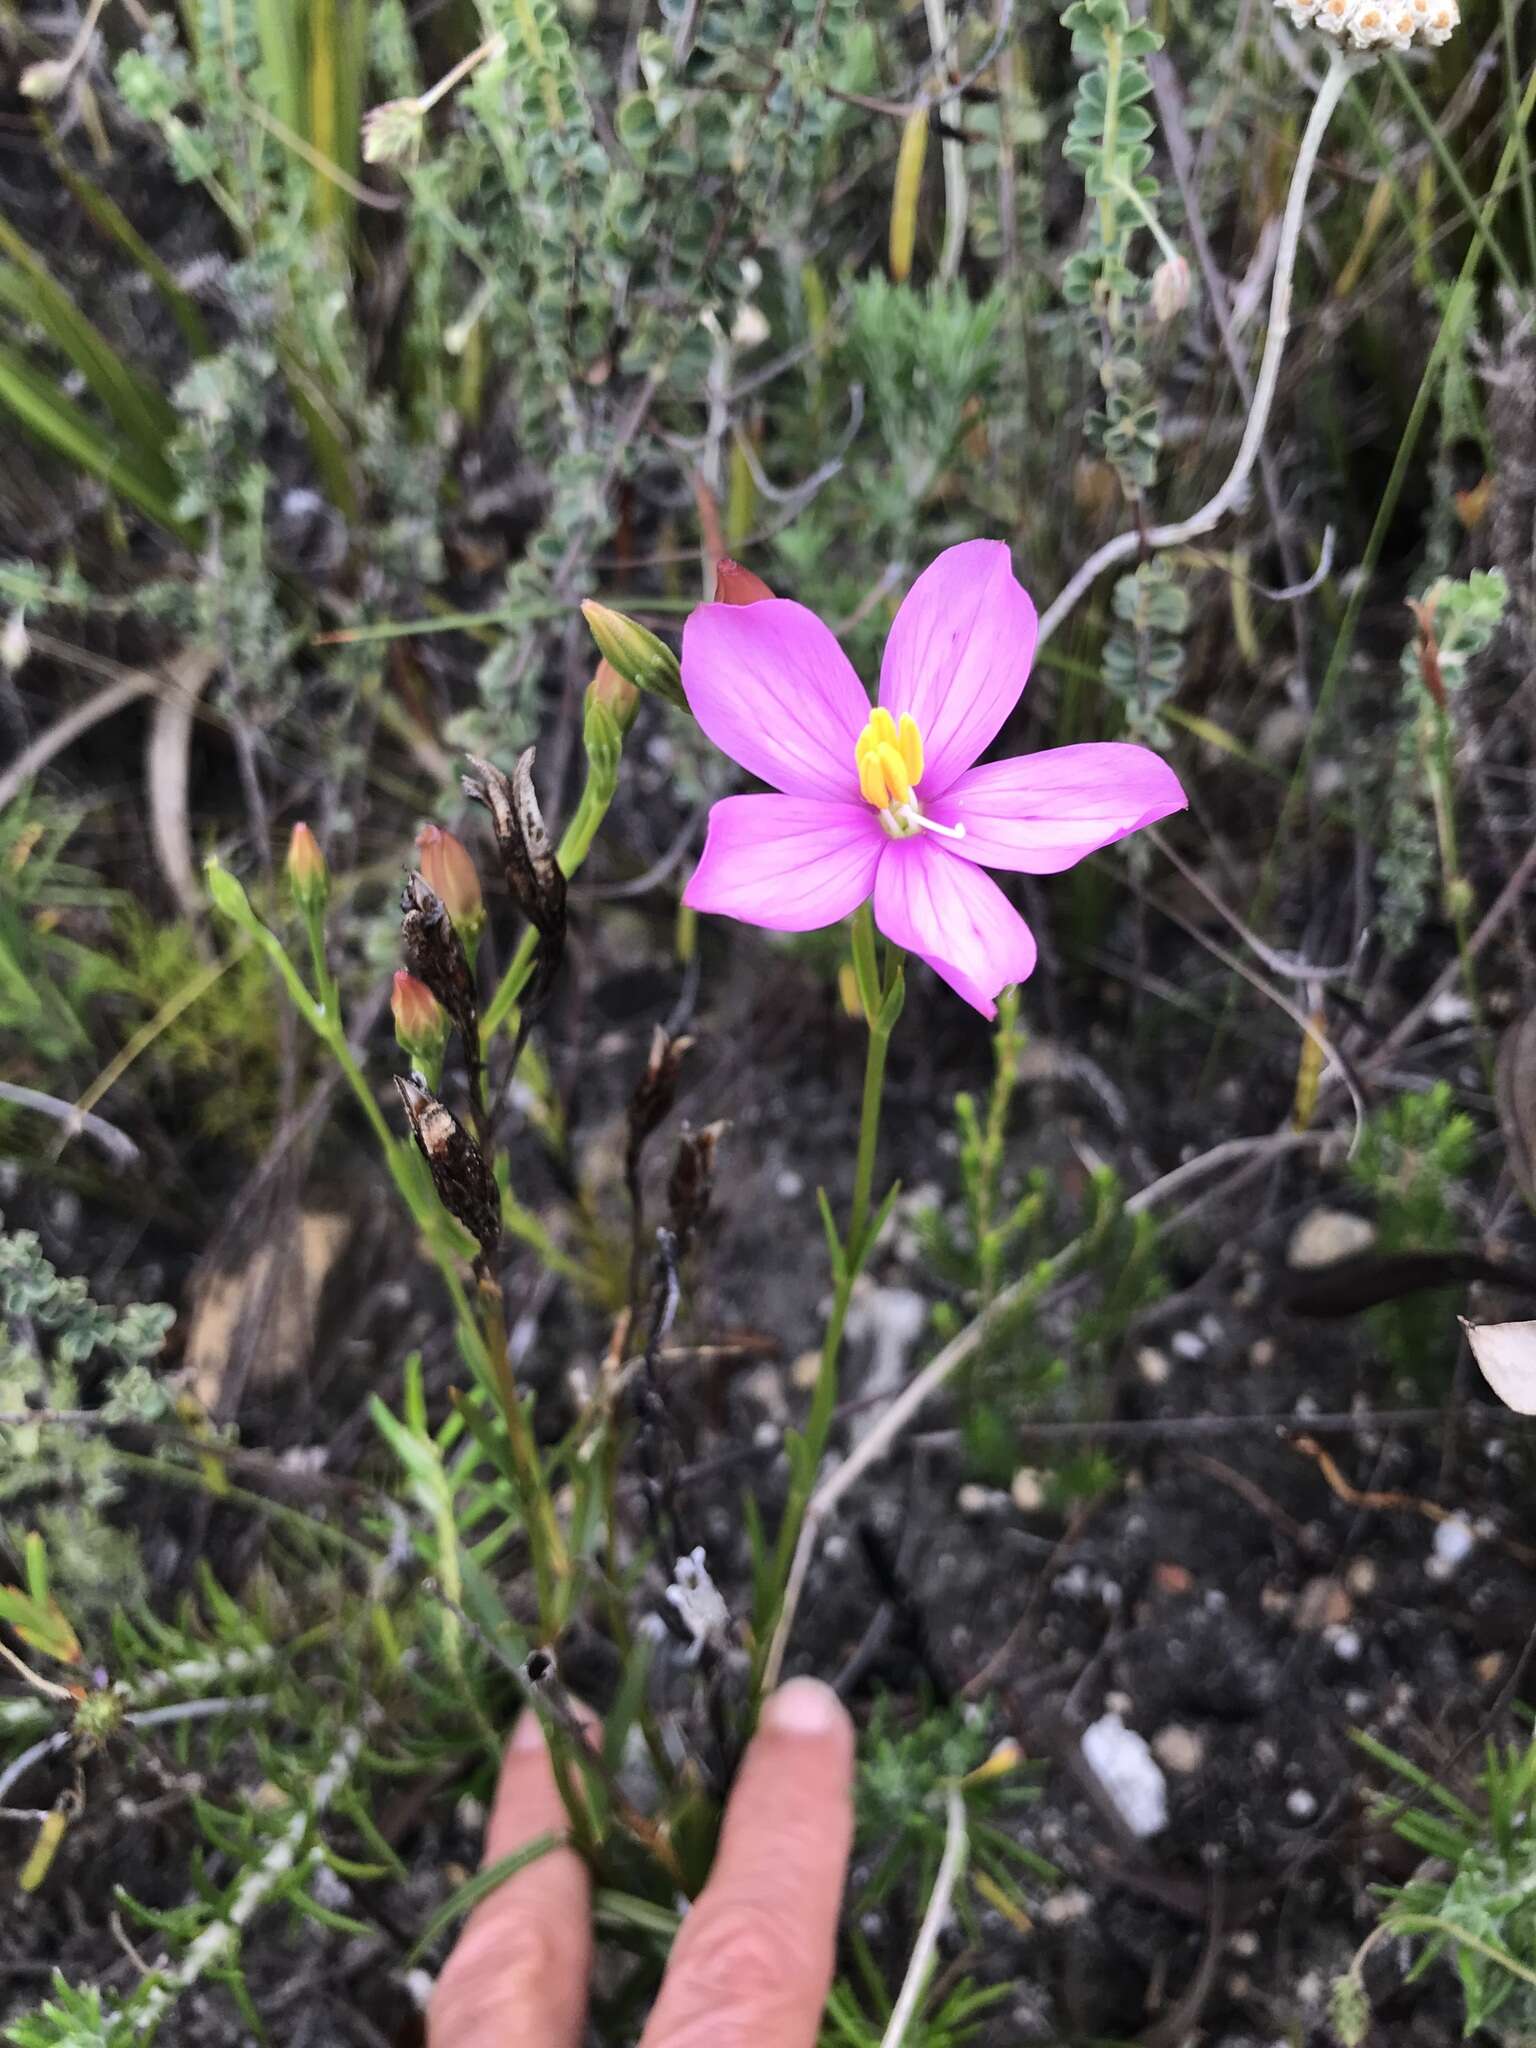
429 1677 856 2048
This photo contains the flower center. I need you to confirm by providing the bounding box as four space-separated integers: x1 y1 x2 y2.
854 708 966 843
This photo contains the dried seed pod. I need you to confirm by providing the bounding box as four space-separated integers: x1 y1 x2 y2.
668 1119 726 1253
627 1026 695 1162
400 872 480 1067
394 1075 501 1260
463 751 565 937
463 750 568 1022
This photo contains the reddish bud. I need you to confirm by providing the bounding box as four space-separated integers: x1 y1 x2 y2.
713 557 775 605
415 824 484 935
286 822 328 909
588 656 640 734
391 970 449 1083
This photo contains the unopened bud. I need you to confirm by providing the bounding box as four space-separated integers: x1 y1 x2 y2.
587 657 640 735
416 824 484 940
713 557 775 605
391 971 449 1084
1149 255 1191 324
286 823 328 910
580 600 687 711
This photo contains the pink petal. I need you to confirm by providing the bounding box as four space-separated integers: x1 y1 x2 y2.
682 599 869 800
872 838 1037 1018
683 794 883 932
928 743 1187 873
877 541 1039 796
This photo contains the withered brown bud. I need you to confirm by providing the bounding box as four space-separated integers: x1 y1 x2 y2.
668 1119 726 1252
400 872 480 1068
627 1026 695 1162
463 750 568 1026
394 1074 501 1260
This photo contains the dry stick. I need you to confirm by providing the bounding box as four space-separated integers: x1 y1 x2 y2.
0 672 154 812
1146 48 1311 670
879 1782 968 2048
761 1127 1319 1688
1035 47 1353 652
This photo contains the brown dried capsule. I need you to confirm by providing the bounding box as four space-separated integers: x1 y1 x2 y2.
627 1027 695 1162
394 1074 501 1262
667 1119 726 1254
463 750 567 1021
400 873 480 1080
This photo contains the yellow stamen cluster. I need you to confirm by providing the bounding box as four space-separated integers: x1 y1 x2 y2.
856 708 925 811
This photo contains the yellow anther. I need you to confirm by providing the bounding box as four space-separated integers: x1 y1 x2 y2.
897 713 923 785
855 707 925 812
858 751 890 808
876 742 912 804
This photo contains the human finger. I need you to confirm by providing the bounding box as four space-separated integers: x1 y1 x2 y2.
639 1677 855 2048
427 1709 593 2048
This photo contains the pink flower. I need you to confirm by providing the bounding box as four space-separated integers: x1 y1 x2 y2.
681 540 1187 1018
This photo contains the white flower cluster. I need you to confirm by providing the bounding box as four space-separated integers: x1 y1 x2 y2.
1275 0 1459 47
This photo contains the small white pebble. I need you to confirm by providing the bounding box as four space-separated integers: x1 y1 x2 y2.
1136 1345 1172 1386
1082 1714 1168 1838
1345 1689 1372 1717
1011 1467 1047 1512
1041 1886 1093 1926
1152 1724 1204 1774
1286 1788 1318 1821
1329 1626 1363 1663
1429 1515 1476 1579
1171 1330 1207 1361
775 1169 805 1200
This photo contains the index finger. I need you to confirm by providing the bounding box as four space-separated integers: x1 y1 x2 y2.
427 1710 592 2048
640 1678 856 2048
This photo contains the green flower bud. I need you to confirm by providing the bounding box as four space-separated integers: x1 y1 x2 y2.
579 600 687 712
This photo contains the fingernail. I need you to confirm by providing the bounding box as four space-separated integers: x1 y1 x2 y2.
761 1676 847 1738
510 1708 547 1754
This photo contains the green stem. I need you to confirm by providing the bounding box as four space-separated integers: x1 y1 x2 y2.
845 957 899 1270
756 944 904 1691
1381 55 1524 301
478 1276 566 1629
